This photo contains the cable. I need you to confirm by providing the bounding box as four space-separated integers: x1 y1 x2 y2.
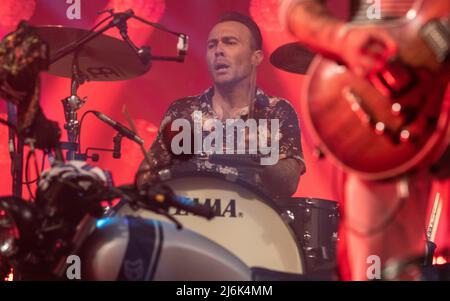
23 151 46 185
77 110 97 154
24 151 39 200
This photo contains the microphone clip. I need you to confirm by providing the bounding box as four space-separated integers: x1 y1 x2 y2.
115 12 152 67
113 133 123 159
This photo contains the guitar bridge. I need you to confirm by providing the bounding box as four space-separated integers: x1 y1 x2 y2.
342 87 411 144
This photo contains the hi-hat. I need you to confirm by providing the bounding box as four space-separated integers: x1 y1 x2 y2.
36 26 150 81
270 42 316 75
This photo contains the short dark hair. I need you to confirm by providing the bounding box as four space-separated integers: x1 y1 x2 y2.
217 12 263 50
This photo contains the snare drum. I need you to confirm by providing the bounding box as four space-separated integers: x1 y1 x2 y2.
115 170 305 274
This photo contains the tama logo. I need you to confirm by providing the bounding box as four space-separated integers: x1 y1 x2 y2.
171 198 240 218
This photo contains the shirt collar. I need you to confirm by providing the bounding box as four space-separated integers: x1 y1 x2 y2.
200 86 269 109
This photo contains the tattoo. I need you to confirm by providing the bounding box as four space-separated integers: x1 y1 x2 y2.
261 158 301 197
288 0 344 59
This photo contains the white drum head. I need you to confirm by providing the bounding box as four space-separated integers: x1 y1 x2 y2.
117 176 304 274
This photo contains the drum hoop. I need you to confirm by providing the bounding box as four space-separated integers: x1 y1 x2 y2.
276 197 339 211
114 169 307 272
155 168 283 215
156 169 306 267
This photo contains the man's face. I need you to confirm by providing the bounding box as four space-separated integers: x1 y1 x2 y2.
206 21 261 87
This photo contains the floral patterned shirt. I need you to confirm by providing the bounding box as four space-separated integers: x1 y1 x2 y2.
137 87 306 196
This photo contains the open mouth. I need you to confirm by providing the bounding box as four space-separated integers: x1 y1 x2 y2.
215 63 230 71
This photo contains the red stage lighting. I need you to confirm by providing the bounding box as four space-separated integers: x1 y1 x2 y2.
108 0 166 28
4 269 13 281
0 0 36 29
249 0 283 32
433 256 448 265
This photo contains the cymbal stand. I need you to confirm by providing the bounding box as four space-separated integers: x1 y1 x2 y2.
49 9 189 161
61 51 87 160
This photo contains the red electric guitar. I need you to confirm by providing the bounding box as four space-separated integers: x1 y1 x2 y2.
303 0 450 180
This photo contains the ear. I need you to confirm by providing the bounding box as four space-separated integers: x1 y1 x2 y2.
252 50 264 67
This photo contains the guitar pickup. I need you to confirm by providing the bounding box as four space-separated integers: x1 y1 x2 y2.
370 58 418 99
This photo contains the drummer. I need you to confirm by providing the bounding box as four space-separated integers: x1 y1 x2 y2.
137 12 306 199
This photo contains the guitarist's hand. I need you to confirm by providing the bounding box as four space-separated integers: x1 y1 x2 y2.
336 26 398 77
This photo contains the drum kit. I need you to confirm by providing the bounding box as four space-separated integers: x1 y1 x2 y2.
0 10 339 281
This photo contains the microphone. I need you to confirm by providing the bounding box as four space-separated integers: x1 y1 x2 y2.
177 34 188 61
144 184 214 220
93 111 144 145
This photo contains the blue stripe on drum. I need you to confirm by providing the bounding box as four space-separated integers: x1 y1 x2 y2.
118 217 163 281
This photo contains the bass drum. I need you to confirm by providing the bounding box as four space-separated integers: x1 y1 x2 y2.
115 170 305 274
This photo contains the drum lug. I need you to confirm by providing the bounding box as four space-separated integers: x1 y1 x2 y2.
225 173 238 182
332 232 339 242
303 230 312 242
280 210 295 224
158 169 172 181
305 207 312 220
304 246 317 259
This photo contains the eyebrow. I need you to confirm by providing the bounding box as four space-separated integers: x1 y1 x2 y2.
207 35 240 44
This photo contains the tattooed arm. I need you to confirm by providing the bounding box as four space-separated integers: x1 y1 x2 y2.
260 158 302 198
136 101 182 187
282 0 398 76
282 0 345 61
258 99 306 199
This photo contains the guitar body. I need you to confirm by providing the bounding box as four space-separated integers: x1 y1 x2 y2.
304 0 450 180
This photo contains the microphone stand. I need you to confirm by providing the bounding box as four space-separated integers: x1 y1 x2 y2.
73 133 123 162
50 9 188 67
50 9 188 161
61 51 86 160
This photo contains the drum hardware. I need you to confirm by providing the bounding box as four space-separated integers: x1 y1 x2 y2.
32 9 189 163
61 50 87 160
0 22 63 198
223 169 239 183
277 197 339 275
280 209 295 223
158 169 173 182
6 103 22 198
68 134 124 162
209 153 264 169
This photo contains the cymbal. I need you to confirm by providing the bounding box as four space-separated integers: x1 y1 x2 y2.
270 42 316 75
36 26 150 81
